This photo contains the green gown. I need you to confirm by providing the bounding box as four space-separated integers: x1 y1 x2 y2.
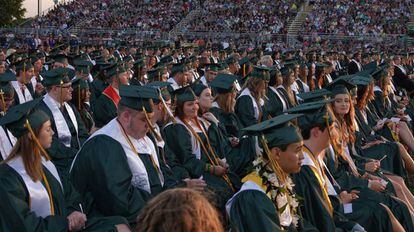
92 93 117 128
89 79 108 106
70 133 161 227
163 122 239 210
227 173 318 232
37 101 89 176
235 94 261 127
0 161 127 232
263 86 285 119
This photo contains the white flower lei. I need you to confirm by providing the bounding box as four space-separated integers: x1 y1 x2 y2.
253 156 300 228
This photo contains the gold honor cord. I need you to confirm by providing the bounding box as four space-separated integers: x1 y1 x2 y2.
260 135 288 184
243 64 246 78
24 119 55 215
302 145 334 216
77 86 81 110
0 89 6 115
142 106 162 142
116 119 162 178
183 119 235 192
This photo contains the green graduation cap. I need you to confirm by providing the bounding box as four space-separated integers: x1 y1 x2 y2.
14 59 33 72
347 75 372 86
0 71 16 107
249 66 270 80
287 100 334 130
145 81 171 89
0 98 49 138
52 54 69 64
225 56 238 65
71 78 89 90
362 61 377 72
119 85 158 112
147 67 164 82
210 73 240 94
204 63 220 72
242 114 303 148
172 85 196 104
123 55 134 63
171 64 189 76
106 62 128 78
315 63 329 70
133 58 146 68
74 60 93 74
192 83 208 97
41 68 72 87
297 89 332 103
326 78 356 96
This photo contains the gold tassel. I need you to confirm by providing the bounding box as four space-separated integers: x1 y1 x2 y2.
0 89 6 115
260 135 287 183
243 64 246 77
59 80 64 109
142 106 162 142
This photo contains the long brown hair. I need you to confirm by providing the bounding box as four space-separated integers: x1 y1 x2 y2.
331 93 356 144
214 92 236 114
3 126 44 181
136 188 224 232
246 78 266 102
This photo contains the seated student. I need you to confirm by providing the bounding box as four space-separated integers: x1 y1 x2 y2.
289 100 413 232
136 188 224 232
226 114 318 232
92 62 130 128
0 71 17 161
235 66 269 127
289 101 364 232
0 99 129 232
209 74 256 177
71 78 97 134
163 86 240 211
70 85 170 228
263 67 289 119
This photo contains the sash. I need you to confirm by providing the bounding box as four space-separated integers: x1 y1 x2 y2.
102 86 121 107
302 147 334 216
0 126 16 160
237 88 264 120
43 94 78 147
269 86 288 112
82 119 163 193
351 59 362 71
11 81 33 103
8 156 62 218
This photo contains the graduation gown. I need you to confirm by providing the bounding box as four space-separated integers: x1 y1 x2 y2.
70 119 165 226
37 98 89 176
89 79 108 105
263 86 288 119
393 65 414 92
163 119 238 209
0 125 16 161
92 85 119 128
235 88 264 127
0 158 127 232
227 172 318 232
347 60 362 75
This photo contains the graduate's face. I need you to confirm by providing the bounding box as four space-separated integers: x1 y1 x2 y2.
198 88 213 111
118 72 130 85
183 100 199 119
54 82 73 102
37 120 54 149
273 141 304 174
128 111 149 139
333 94 350 116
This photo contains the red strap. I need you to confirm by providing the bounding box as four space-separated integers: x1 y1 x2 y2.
102 86 120 108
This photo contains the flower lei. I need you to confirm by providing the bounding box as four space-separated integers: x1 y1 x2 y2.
252 156 300 229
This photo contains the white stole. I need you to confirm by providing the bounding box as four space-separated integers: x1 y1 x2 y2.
86 119 164 193
0 126 16 160
43 94 78 147
11 81 33 103
269 86 288 112
8 156 62 218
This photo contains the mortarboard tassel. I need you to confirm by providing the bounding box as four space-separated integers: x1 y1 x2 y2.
0 89 6 115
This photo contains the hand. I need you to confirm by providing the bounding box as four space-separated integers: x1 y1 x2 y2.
218 159 229 169
365 161 380 172
202 112 219 125
229 137 239 147
67 211 87 231
183 178 207 192
339 191 358 204
35 83 44 94
375 121 385 130
212 165 227 176
369 180 386 192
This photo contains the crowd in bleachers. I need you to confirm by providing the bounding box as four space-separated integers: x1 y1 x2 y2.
185 0 302 33
302 0 413 36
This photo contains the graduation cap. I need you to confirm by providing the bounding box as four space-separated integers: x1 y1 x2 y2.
119 85 158 112
225 56 238 65
106 62 128 78
192 83 208 97
371 67 387 81
315 63 329 69
145 81 171 89
14 59 33 72
71 78 89 90
248 66 270 80
172 85 197 104
74 60 93 74
243 114 303 148
297 89 332 103
326 78 356 96
171 64 189 76
0 71 16 111
348 75 371 86
287 100 334 129
133 58 146 68
210 73 240 94
204 63 220 72
0 98 50 139
52 54 69 64
41 68 72 87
